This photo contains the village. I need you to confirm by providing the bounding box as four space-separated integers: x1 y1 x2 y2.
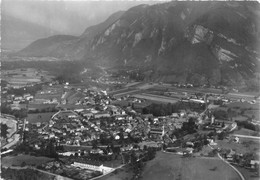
1 67 260 180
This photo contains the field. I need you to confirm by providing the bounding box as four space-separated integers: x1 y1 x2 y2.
34 93 62 101
96 165 133 180
226 102 259 110
27 112 56 123
215 101 259 123
2 68 53 88
1 154 53 167
140 151 240 180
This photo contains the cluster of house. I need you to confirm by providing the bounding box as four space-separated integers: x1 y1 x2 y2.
4 93 34 110
221 148 260 169
25 98 202 153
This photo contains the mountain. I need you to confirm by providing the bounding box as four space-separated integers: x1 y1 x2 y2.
17 2 260 88
15 11 125 60
17 35 78 58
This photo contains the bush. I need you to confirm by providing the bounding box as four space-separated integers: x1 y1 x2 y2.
236 121 256 131
21 161 27 167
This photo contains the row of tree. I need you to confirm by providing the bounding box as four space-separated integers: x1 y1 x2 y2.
142 102 205 117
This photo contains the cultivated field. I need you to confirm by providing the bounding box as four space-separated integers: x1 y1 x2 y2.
1 154 53 167
141 151 240 180
2 68 53 87
214 139 260 154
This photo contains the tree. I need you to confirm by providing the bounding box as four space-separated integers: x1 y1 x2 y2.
143 145 147 151
45 139 57 158
182 117 197 134
130 151 137 165
142 107 149 114
255 163 259 175
1 124 9 138
80 151 85 156
92 140 98 149
218 132 225 140
213 110 228 120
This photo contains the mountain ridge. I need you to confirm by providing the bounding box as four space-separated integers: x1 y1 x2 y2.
15 1 260 88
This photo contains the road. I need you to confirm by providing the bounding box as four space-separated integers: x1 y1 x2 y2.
231 134 260 140
113 89 142 97
132 93 179 103
60 144 121 148
217 153 245 180
207 144 245 180
155 84 258 101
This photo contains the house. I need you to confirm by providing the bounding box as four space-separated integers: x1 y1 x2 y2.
11 104 21 110
208 139 217 146
49 133 55 138
90 149 103 154
13 100 20 104
227 150 235 161
250 160 260 169
68 114 77 119
14 96 23 101
94 111 111 119
234 137 240 143
185 148 194 154
81 110 93 118
186 142 194 147
171 113 179 118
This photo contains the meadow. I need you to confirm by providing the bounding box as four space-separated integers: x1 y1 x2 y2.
140 151 240 180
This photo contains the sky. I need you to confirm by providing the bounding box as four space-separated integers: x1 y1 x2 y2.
2 0 166 50
2 0 163 36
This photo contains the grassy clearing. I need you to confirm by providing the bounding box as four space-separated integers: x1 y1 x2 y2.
234 128 259 136
140 151 240 180
27 112 55 123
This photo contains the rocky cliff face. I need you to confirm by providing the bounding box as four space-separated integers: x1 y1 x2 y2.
17 1 260 87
